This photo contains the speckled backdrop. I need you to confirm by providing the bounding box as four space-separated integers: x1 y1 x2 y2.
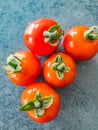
0 0 98 130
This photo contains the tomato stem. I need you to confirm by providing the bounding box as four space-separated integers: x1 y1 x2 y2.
6 54 22 74
52 55 70 80
43 24 64 46
0 55 22 75
18 91 54 118
84 26 98 40
34 100 41 108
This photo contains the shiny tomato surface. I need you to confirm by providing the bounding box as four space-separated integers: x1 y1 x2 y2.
24 18 63 56
21 82 60 124
43 52 76 88
8 51 41 86
63 26 98 61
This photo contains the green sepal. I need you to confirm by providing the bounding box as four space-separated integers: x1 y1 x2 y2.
0 54 22 75
56 63 65 71
84 26 98 40
52 63 59 70
5 65 22 75
7 55 21 66
64 67 71 72
56 71 64 80
35 91 41 100
35 108 44 118
18 100 34 111
18 91 54 118
43 24 64 46
42 95 54 108
52 55 71 80
55 54 63 63
5 54 22 74
49 24 61 32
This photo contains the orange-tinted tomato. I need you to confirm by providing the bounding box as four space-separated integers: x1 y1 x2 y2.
63 26 98 61
7 51 41 86
43 52 76 88
20 82 60 124
24 18 63 56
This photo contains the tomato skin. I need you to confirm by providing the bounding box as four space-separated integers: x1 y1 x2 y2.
43 52 76 88
63 26 98 61
21 82 60 124
24 18 60 56
8 51 41 86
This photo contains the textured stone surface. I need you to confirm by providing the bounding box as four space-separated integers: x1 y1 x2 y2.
0 0 98 130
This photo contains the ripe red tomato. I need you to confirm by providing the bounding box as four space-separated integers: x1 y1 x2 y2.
63 26 98 61
24 18 64 56
19 82 60 124
4 51 41 86
43 52 76 88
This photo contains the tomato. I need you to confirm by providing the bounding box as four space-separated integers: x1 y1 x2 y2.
19 82 60 124
4 51 41 86
24 18 64 56
43 52 76 88
63 26 98 61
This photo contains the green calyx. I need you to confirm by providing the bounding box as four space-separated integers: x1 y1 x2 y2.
43 24 64 46
18 91 54 118
0 54 22 75
52 55 70 80
84 26 98 40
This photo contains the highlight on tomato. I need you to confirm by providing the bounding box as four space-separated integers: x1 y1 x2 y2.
24 18 64 56
0 51 41 86
18 82 60 124
43 52 76 88
63 25 98 61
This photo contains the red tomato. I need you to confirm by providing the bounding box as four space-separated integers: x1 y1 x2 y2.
43 52 76 88
5 51 41 86
24 18 64 56
63 26 98 61
19 82 60 124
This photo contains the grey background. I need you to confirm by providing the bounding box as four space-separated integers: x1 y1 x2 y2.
0 0 98 130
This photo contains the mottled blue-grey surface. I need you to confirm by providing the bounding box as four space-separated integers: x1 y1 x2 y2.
0 0 98 130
